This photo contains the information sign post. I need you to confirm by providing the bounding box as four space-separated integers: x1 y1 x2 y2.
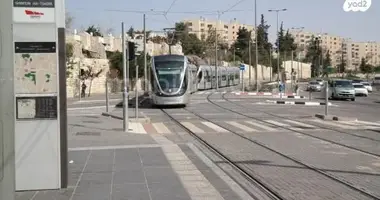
240 64 245 92
0 0 16 199
12 0 67 190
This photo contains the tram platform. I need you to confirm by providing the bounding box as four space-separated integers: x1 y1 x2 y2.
16 114 251 200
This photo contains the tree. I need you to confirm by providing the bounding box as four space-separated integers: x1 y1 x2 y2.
304 35 322 77
256 14 272 67
80 61 104 97
65 43 76 78
86 25 103 37
232 27 251 64
108 51 151 89
322 50 332 77
127 26 135 38
359 57 373 76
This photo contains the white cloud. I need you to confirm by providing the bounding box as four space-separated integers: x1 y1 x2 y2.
343 0 371 12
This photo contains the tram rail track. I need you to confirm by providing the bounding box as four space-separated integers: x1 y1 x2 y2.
160 107 285 200
218 92 380 158
178 92 380 200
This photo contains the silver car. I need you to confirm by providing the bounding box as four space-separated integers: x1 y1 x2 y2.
307 81 322 91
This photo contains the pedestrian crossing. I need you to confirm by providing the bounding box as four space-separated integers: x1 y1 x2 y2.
194 91 231 95
131 119 380 134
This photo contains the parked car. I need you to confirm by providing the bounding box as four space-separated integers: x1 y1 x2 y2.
352 79 362 84
315 79 324 86
306 81 322 91
353 83 369 96
360 81 373 92
326 79 355 101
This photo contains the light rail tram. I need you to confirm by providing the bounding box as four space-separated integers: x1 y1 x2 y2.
150 54 240 107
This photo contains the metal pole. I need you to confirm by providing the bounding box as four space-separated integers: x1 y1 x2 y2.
254 0 258 92
276 12 280 84
122 22 129 132
135 56 138 120
242 70 245 92
291 50 293 90
325 81 328 115
248 41 251 89
105 76 109 113
143 14 147 92
215 12 220 90
269 49 272 82
309 90 312 101
78 61 81 101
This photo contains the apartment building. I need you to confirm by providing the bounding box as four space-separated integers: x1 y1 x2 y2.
290 30 380 70
182 17 255 45
290 30 344 68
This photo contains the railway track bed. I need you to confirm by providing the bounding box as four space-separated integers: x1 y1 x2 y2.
156 92 380 199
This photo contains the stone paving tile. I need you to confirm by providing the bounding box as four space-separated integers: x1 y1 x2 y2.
199 133 374 200
242 130 380 198
112 183 150 200
179 144 243 200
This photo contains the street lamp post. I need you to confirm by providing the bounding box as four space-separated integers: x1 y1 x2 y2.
268 8 287 86
254 0 258 92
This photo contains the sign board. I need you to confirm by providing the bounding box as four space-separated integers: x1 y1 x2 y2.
14 42 57 94
16 96 57 119
13 0 55 23
240 64 245 71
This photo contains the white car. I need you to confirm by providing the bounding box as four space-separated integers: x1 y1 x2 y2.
353 83 368 96
361 82 372 92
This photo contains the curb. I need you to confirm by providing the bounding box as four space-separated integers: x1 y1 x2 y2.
265 100 332 106
272 95 305 99
234 92 296 96
102 112 150 123
315 114 357 121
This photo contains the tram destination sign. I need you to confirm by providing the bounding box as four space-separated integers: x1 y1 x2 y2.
14 0 55 8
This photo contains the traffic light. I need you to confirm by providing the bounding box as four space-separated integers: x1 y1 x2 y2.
128 41 135 61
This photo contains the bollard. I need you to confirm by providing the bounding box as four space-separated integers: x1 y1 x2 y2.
105 79 109 113
309 90 312 100
325 81 329 115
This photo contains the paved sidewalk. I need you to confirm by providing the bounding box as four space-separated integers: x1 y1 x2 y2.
16 114 252 200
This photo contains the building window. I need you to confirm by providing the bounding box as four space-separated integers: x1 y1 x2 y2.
224 25 228 28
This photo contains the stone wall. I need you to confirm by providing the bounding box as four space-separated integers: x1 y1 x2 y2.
241 60 312 85
66 58 110 98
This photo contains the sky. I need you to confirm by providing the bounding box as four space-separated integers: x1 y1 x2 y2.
66 0 378 43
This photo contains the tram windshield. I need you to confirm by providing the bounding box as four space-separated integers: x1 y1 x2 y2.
154 60 184 90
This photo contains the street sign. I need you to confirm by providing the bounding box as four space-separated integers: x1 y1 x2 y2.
240 64 245 71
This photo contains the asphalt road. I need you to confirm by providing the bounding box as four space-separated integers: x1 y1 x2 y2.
131 86 380 200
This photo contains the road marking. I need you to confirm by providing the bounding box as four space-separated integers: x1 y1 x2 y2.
226 121 257 132
181 122 205 133
354 121 380 126
129 122 146 134
201 121 229 132
283 119 316 128
72 99 122 104
68 105 115 110
152 122 171 134
265 120 290 127
245 121 276 131
310 119 357 129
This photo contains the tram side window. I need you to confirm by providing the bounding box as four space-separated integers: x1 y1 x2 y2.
235 74 239 79
222 75 226 81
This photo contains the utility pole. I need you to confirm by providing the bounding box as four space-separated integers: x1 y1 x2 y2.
122 22 129 132
143 14 147 92
135 53 138 120
78 61 81 101
215 11 220 90
248 40 252 90
269 8 287 85
254 0 258 92
269 47 272 82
